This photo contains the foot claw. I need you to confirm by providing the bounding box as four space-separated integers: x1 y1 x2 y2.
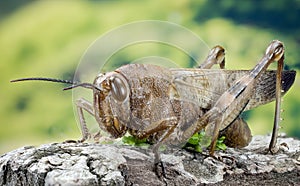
154 161 166 179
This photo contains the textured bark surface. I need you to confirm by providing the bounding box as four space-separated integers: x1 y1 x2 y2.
0 135 299 185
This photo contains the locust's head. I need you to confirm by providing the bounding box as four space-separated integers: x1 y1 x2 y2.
91 72 130 138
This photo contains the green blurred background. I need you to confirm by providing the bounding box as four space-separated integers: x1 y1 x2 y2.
1 0 299 154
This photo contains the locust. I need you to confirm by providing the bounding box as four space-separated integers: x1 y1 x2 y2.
11 40 296 173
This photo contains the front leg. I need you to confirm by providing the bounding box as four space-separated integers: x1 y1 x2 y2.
75 98 94 142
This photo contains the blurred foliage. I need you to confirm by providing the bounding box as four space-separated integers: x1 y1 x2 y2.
0 0 299 154
192 0 300 33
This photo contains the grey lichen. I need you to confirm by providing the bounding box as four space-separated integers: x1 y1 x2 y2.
0 135 299 185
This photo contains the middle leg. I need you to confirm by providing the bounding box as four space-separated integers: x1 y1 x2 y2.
198 45 252 148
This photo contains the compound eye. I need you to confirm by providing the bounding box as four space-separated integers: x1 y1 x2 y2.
110 76 128 102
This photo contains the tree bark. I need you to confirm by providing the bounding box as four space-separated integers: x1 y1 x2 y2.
0 135 299 185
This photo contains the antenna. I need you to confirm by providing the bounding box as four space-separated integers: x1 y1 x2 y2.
10 77 102 91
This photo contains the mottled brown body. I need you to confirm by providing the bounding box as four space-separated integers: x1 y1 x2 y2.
11 40 296 171
112 65 294 146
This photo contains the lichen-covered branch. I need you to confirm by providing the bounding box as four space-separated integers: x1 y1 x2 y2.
0 135 299 185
